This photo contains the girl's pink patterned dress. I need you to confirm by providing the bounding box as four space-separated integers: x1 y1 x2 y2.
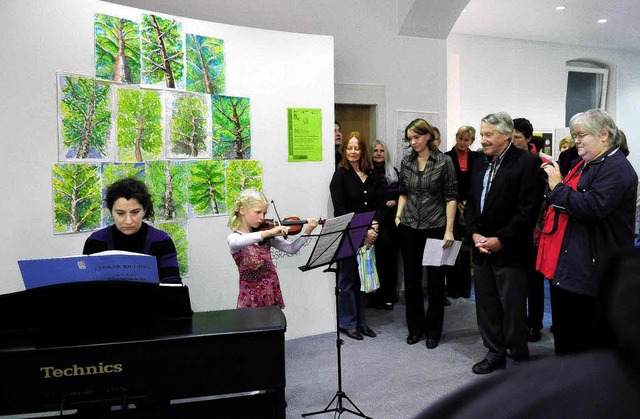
232 239 285 308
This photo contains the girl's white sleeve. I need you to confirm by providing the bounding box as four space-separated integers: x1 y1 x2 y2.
227 231 263 253
271 235 311 254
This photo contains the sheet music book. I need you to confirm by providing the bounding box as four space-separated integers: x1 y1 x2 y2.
422 239 462 266
18 251 159 289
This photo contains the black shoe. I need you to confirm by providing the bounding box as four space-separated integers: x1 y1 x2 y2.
406 335 421 345
527 328 542 342
383 302 394 311
444 298 451 306
472 358 505 375
358 325 377 338
340 328 363 340
426 338 439 349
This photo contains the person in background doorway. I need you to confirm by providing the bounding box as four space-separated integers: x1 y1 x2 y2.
396 118 457 350
83 177 182 284
367 139 401 310
558 136 574 154
444 125 479 300
465 112 544 374
334 120 343 167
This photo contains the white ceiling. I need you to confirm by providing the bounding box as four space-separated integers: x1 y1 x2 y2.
450 0 640 53
104 0 640 53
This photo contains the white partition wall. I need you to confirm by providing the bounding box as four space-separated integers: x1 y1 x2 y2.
0 0 337 339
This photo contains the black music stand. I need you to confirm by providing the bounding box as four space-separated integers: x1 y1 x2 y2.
300 211 375 419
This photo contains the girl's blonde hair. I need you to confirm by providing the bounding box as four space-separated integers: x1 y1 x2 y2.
228 188 269 230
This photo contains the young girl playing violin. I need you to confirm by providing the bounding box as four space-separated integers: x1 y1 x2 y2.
227 188 320 309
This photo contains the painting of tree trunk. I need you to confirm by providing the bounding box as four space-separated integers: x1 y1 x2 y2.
186 33 224 95
95 13 140 84
166 92 211 159
52 163 102 233
140 14 184 89
58 73 112 160
116 87 163 162
212 95 251 160
155 221 189 277
224 160 262 213
188 160 226 216
146 160 188 221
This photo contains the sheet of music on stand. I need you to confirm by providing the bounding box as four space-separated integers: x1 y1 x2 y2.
422 239 462 266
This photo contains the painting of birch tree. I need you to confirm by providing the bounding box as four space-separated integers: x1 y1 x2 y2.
116 87 163 162
94 13 140 84
166 92 211 159
52 163 102 233
140 14 184 89
185 34 225 94
146 160 188 221
224 160 262 213
188 160 226 216
211 95 251 160
155 221 189 277
58 73 112 160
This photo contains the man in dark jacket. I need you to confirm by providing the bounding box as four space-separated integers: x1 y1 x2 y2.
464 112 544 374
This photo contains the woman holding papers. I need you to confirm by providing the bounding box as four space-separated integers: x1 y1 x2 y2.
83 178 182 284
396 119 457 349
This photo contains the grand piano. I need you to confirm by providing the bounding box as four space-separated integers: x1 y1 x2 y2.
0 281 286 418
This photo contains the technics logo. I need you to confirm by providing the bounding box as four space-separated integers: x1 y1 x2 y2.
40 362 123 378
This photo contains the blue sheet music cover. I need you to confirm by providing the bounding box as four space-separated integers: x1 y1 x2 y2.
18 251 159 289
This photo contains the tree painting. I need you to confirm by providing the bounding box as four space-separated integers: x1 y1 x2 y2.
146 160 188 221
140 14 184 89
211 95 251 160
166 92 211 159
95 13 140 84
58 73 112 160
101 162 146 225
155 221 189 277
116 87 163 162
224 160 262 212
188 160 226 216
186 34 225 95
52 163 102 234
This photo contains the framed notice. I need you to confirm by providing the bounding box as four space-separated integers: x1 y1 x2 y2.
287 108 322 162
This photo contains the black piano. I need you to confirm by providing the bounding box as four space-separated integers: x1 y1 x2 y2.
0 281 286 418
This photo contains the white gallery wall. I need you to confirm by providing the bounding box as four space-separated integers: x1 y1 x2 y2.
0 0 337 339
447 33 640 172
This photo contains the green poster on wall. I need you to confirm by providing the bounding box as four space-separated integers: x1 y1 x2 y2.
287 108 322 162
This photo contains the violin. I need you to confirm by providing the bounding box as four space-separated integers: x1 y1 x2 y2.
258 217 323 236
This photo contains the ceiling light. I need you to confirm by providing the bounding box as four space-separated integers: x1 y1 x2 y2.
597 18 608 24
555 5 566 11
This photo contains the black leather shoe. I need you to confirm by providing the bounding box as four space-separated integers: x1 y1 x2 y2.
383 302 394 311
340 328 363 340
358 325 377 338
426 338 439 349
406 335 421 345
444 298 452 306
527 328 542 342
472 358 506 375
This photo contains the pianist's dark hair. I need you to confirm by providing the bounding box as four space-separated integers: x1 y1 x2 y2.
105 177 154 221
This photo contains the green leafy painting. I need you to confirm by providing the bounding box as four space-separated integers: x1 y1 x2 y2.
52 163 102 234
188 160 226 216
58 73 112 160
100 162 146 225
166 92 211 158
155 221 189 277
186 33 225 94
116 87 163 162
146 160 188 221
95 13 140 84
140 14 184 89
212 95 251 160
225 160 262 212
